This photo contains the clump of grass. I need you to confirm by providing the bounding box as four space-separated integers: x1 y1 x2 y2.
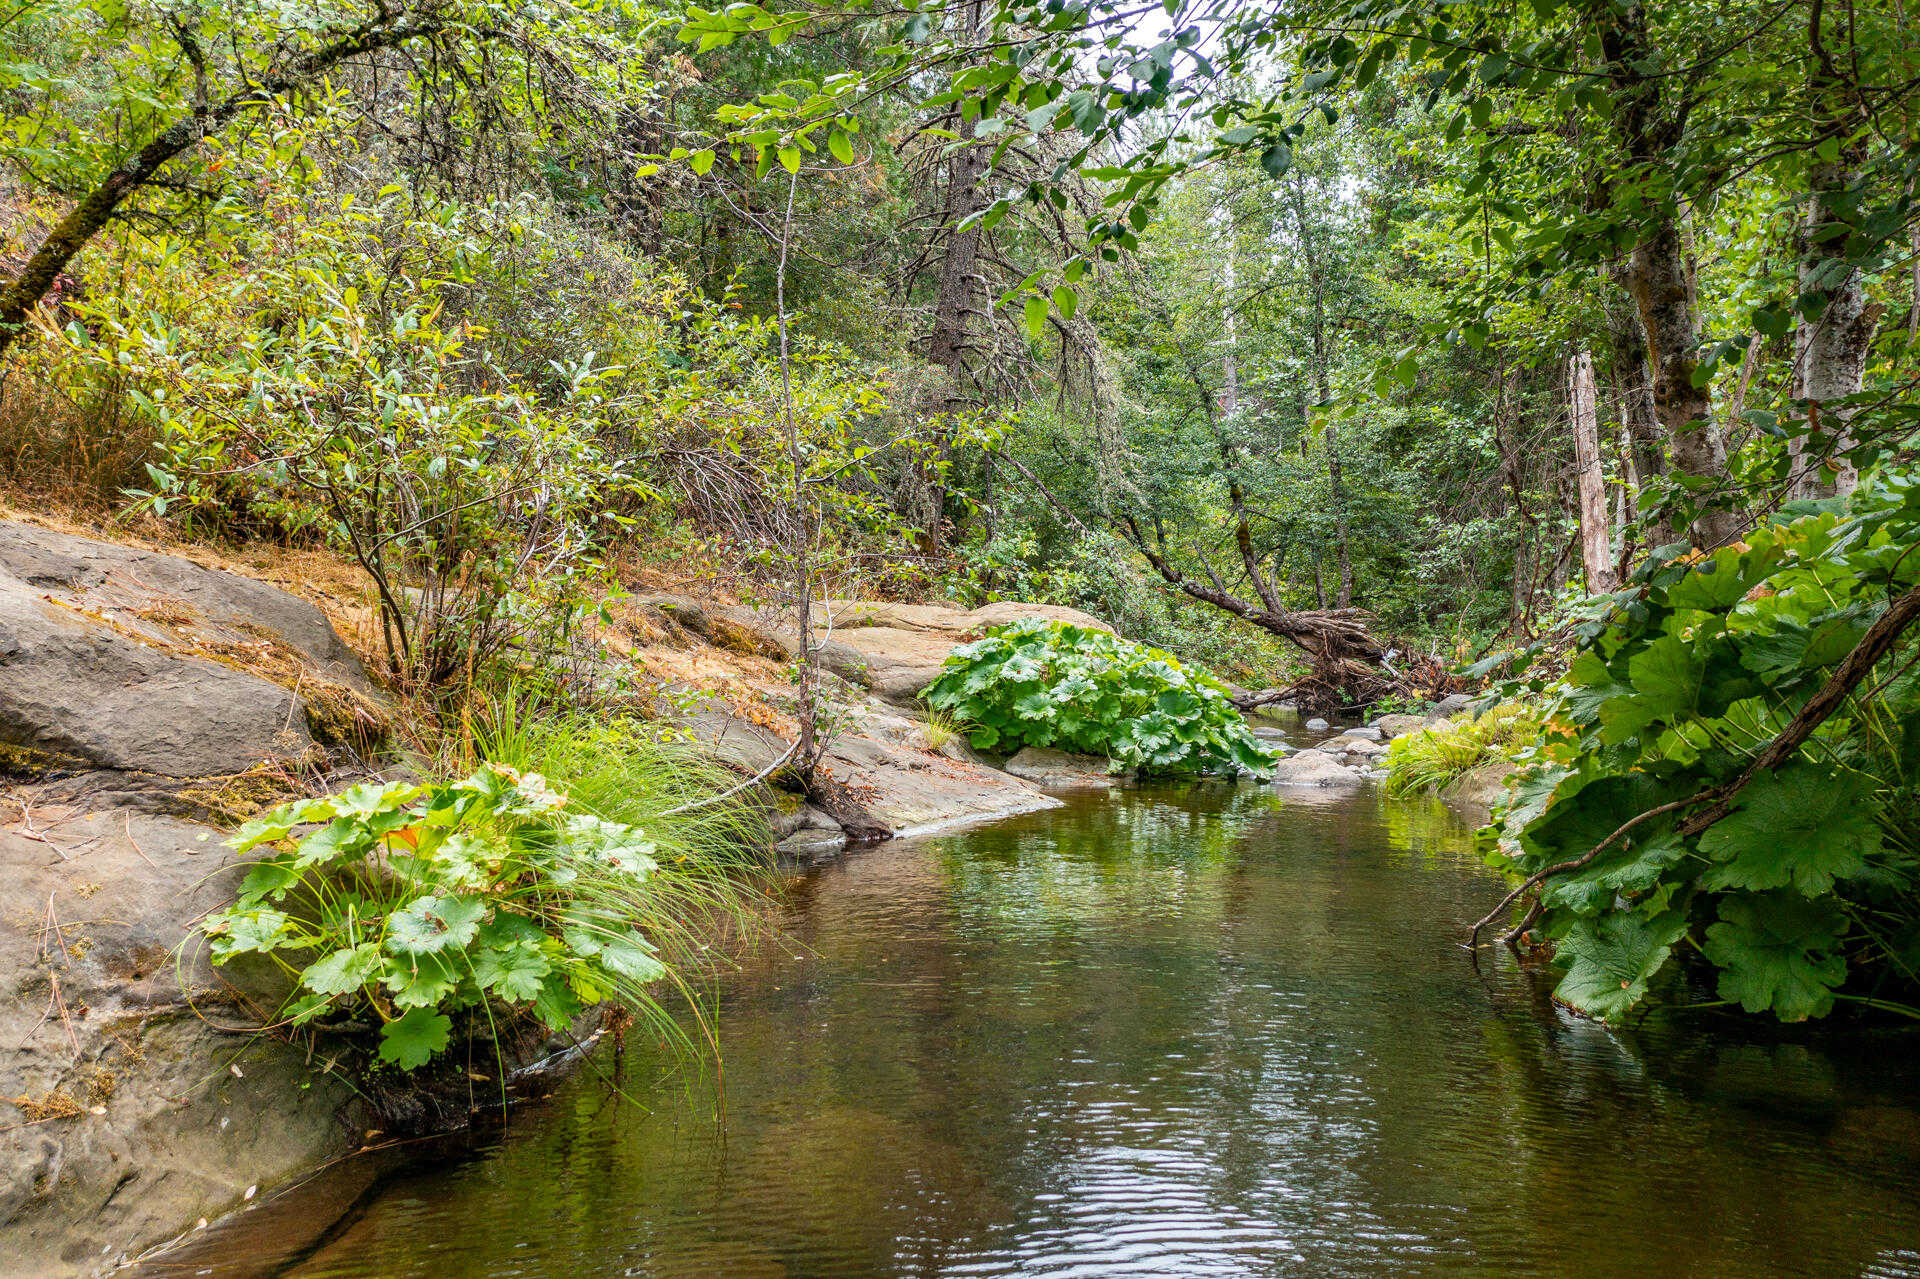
923 708 965 752
466 697 775 975
1383 701 1542 797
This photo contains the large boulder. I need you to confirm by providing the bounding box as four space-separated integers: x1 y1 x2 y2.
0 801 369 1276
0 521 381 778
808 599 1111 706
0 522 399 1275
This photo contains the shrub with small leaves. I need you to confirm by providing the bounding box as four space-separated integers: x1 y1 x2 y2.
923 618 1276 777
201 764 679 1070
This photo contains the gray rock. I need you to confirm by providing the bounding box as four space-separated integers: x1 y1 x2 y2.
1304 717 1331 731
1003 746 1124 788
1250 726 1289 740
1330 736 1386 757
776 828 849 861
1369 714 1427 740
1346 726 1384 741
0 522 381 778
1426 693 1476 721
1269 751 1365 788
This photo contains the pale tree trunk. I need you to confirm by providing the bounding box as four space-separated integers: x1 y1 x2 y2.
1569 351 1616 592
1287 176 1353 606
1789 0 1872 499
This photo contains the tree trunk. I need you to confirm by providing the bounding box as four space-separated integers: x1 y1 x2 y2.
925 0 989 379
1789 0 1872 499
1286 177 1354 608
1569 351 1616 592
1606 277 1666 485
1597 0 1740 548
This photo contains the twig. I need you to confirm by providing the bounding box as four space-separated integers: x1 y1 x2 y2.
123 814 156 869
49 970 81 1058
659 738 801 817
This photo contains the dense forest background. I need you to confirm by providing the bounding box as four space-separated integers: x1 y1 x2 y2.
10 0 1911 699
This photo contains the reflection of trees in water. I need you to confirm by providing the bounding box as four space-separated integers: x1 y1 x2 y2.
274 785 1920 1279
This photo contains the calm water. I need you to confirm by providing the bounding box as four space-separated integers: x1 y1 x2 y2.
157 783 1920 1277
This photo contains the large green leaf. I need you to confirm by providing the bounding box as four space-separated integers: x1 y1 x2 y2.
1697 766 1880 895
377 1007 452 1069
1702 892 1848 1022
300 942 382 997
1624 633 1704 717
387 894 488 955
1553 909 1690 1022
472 939 551 1003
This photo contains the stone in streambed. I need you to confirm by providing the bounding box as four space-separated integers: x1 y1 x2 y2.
1269 751 1365 788
1304 717 1331 731
1425 693 1476 721
1368 714 1426 740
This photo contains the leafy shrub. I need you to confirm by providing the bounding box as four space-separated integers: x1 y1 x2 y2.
201 761 710 1071
923 618 1276 776
1491 472 1920 1024
1384 703 1541 797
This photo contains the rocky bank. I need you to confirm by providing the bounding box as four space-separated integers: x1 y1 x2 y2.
0 520 1111 1274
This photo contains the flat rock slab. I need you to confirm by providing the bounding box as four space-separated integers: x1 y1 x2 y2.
672 705 1060 837
1002 746 1125 788
0 799 368 1276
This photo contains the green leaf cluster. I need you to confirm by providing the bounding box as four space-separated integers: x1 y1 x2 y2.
203 763 674 1071
1497 473 1920 1023
922 618 1276 777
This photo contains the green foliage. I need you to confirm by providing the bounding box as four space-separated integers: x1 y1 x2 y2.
1383 703 1541 797
1493 472 1920 1023
200 730 760 1072
923 619 1276 777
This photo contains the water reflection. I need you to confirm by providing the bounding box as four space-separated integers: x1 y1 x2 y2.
157 784 1920 1278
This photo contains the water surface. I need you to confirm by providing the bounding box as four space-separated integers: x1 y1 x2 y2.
160 782 1920 1277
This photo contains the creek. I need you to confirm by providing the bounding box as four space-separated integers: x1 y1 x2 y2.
151 780 1920 1277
